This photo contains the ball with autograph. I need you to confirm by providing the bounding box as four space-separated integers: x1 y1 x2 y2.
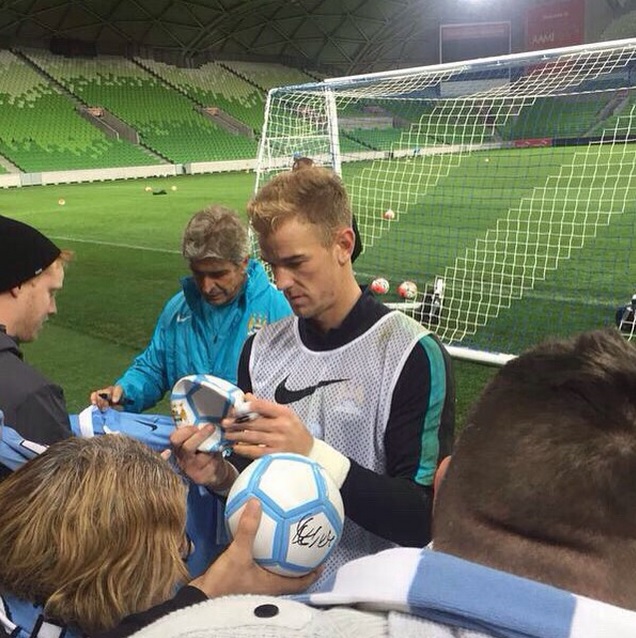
224 453 345 576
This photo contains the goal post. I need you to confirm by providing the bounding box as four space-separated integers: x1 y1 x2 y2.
255 38 636 364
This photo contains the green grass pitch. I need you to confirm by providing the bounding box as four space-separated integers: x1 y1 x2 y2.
343 145 636 355
1 170 498 424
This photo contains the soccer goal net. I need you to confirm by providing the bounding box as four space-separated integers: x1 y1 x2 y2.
255 38 636 363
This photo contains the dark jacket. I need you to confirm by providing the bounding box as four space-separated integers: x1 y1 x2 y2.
0 328 71 476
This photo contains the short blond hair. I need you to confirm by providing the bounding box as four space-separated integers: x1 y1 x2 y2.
0 436 188 634
56 248 74 266
247 165 352 246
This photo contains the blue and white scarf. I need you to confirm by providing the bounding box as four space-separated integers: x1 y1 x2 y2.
300 547 636 637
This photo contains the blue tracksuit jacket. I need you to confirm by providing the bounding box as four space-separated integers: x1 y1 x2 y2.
116 259 290 413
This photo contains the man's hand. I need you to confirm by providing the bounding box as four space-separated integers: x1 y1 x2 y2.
222 395 313 460
190 499 318 597
90 384 126 410
170 425 237 492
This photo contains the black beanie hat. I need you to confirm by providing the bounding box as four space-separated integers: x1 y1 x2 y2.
0 216 61 293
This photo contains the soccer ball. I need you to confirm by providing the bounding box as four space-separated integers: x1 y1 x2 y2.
383 208 395 220
144 186 152 192
171 185 178 191
398 281 418 300
370 277 390 294
170 374 245 452
225 453 345 576
58 198 65 206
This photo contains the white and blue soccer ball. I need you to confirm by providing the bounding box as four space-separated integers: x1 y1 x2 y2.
225 453 345 576
170 374 245 452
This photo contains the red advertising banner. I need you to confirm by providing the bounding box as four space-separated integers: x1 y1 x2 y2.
525 0 585 51
514 138 552 148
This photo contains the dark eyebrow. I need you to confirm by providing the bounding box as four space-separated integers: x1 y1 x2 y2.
191 268 230 278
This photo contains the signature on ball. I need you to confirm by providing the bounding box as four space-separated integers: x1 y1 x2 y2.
291 514 337 549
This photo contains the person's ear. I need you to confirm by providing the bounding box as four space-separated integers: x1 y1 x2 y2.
433 455 452 502
334 227 355 265
8 285 22 299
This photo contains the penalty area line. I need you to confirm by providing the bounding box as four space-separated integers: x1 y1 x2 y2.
49 235 180 255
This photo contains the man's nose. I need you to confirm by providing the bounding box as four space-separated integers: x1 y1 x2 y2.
200 276 217 294
272 266 292 291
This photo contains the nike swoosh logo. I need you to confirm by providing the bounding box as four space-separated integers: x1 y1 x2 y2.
176 314 191 323
274 376 349 404
134 418 158 432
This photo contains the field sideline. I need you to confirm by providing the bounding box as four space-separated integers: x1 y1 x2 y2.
2 171 496 423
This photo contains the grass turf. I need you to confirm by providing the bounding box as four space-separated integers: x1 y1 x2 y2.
4 171 496 424
343 145 636 354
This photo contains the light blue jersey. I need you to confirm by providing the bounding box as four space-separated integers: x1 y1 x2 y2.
0 592 79 638
70 406 228 578
0 413 46 471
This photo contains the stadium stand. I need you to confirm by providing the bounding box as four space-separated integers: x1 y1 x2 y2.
0 50 160 172
219 60 316 91
138 58 408 155
137 59 266 135
332 91 621 154
587 88 634 137
498 95 612 140
345 127 406 150
0 50 344 174
22 50 258 163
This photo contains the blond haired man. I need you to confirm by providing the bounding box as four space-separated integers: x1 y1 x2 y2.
0 216 73 476
172 167 455 586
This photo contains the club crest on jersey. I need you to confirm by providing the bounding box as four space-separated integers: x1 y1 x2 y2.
247 313 267 336
171 401 188 425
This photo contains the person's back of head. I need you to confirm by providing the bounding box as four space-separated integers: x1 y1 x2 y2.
247 165 352 247
0 435 188 634
433 328 636 609
182 205 249 265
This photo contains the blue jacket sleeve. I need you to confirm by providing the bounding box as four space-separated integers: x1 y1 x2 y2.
116 302 173 413
0 424 46 474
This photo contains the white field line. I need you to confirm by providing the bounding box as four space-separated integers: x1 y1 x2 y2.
382 291 614 309
49 235 180 255
52 239 617 309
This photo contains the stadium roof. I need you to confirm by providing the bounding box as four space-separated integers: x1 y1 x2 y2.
0 0 632 74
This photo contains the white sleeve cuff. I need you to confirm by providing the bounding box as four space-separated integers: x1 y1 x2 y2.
308 438 351 489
